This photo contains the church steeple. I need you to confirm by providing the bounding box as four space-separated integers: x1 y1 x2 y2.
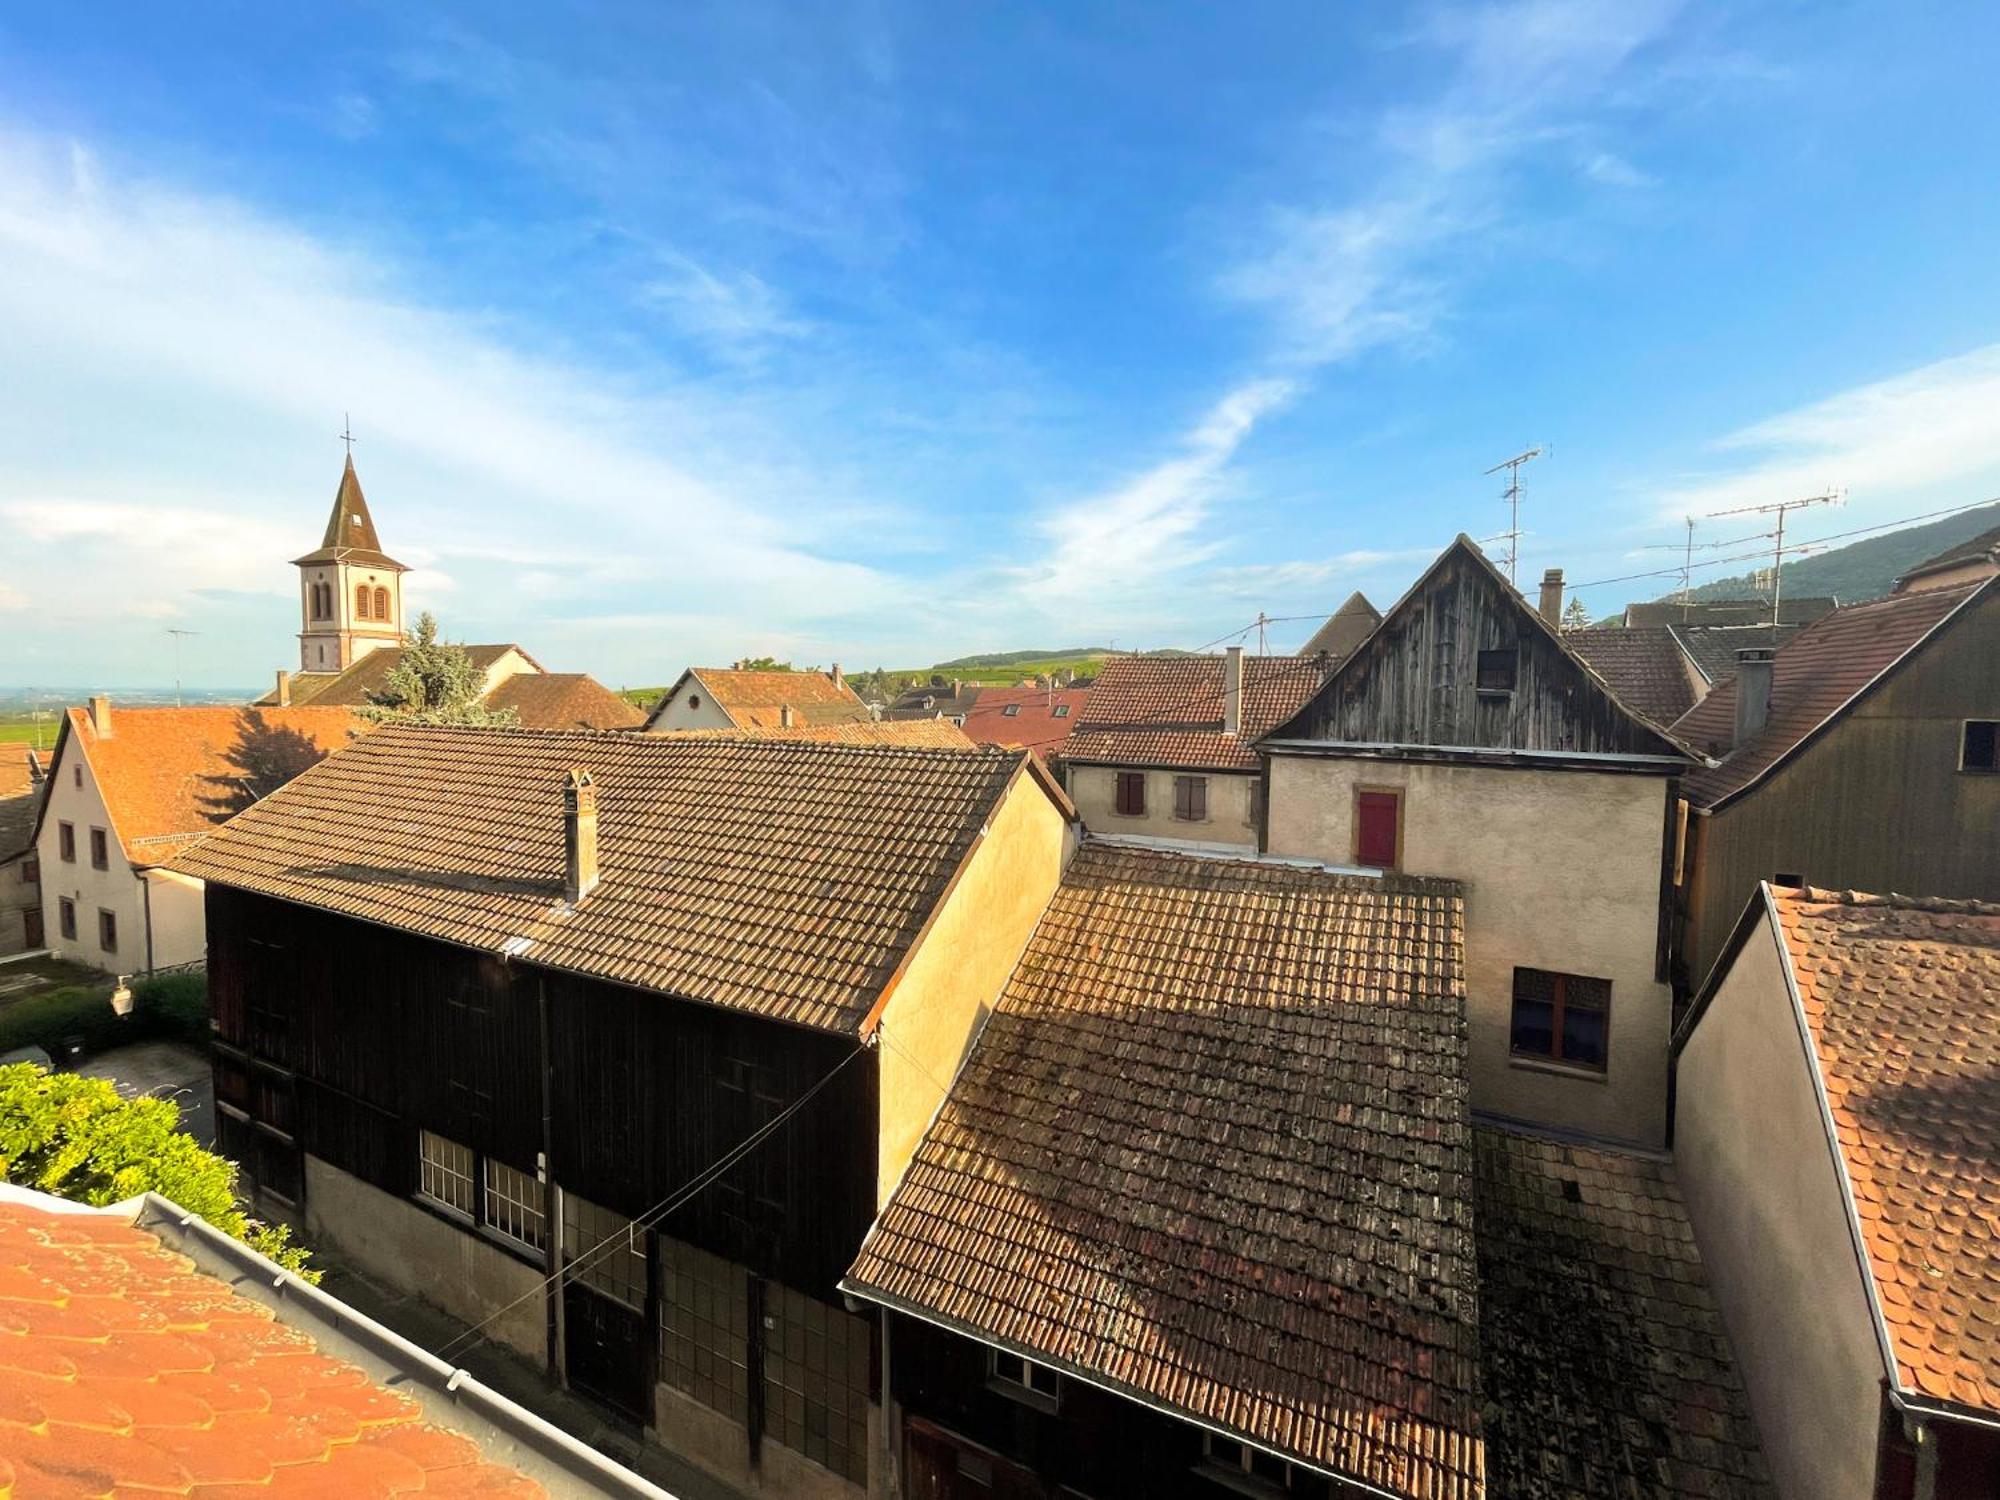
292 454 409 675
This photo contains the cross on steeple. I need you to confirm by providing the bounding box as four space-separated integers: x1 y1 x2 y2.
338 413 358 459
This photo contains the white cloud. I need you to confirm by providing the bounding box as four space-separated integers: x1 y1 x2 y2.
0 496 299 616
638 252 813 355
1657 344 2000 520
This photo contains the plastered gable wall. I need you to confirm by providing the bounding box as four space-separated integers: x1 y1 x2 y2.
1066 765 1257 847
36 736 145 972
1674 912 1885 1500
874 774 1072 1207
1266 753 1672 1146
649 678 739 732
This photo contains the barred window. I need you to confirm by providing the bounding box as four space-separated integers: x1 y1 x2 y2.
483 1157 546 1252
659 1236 750 1426
764 1281 871 1483
563 1193 646 1312
418 1130 475 1218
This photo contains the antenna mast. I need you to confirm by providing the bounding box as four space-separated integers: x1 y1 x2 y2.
165 629 201 708
1483 446 1543 587
1704 490 1842 637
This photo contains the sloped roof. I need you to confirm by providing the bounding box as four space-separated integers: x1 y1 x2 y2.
845 842 1482 1495
1473 1126 1771 1498
0 1193 545 1496
258 645 531 708
1896 521 2000 588
1299 591 1381 661
660 719 975 749
290 457 407 571
176 725 1043 1035
882 682 982 721
1668 621 1805 684
647 669 871 731
959 686 1087 753
57 705 368 867
1673 580 1989 809
0 748 43 859
1624 596 1835 630
1564 626 1700 726
1064 655 1332 769
484 673 644 731
1771 887 2000 1415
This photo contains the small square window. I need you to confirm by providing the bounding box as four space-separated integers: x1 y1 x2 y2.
58 897 76 941
73 765 82 789
417 1130 475 1219
97 909 117 954
1963 720 1998 773
1051 704 1070 718
21 858 38 885
1003 704 1021 717
58 823 75 863
989 1348 1060 1409
89 828 109 871
1476 647 1518 694
1114 771 1146 817
1510 967 1610 1071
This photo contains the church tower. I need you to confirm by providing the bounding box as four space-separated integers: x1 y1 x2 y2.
293 456 409 675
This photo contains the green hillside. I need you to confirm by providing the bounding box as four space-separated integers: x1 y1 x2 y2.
1660 501 1999 608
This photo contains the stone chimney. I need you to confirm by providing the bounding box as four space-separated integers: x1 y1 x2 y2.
1223 645 1244 737
563 770 600 904
1733 648 1775 748
780 703 796 729
273 670 292 708
87 696 112 738
830 663 844 692
1538 568 1565 626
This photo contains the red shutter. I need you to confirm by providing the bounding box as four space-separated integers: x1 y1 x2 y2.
1356 791 1399 867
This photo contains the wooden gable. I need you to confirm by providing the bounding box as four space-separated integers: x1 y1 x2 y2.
1273 536 1686 757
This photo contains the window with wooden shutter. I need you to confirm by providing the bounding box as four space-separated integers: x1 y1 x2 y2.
1354 788 1400 868
1173 775 1207 822
1114 772 1146 817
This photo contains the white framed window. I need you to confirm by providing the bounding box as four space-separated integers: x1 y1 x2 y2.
418 1130 475 1219
989 1348 1060 1410
482 1156 546 1252
1200 1432 1298 1493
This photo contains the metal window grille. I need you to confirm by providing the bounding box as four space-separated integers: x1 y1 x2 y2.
482 1156 546 1252
658 1236 750 1426
417 1130 475 1218
764 1280 871 1483
563 1193 647 1312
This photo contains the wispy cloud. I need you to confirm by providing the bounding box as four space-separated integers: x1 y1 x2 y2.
638 251 813 357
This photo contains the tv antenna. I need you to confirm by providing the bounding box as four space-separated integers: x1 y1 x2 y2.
165 629 201 707
1705 490 1842 637
1483 446 1544 587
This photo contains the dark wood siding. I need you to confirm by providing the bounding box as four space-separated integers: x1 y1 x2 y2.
1287 543 1680 756
1679 587 2000 988
206 885 878 1300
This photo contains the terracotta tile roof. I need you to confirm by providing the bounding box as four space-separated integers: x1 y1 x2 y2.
0 750 42 859
1065 656 1332 769
846 842 1483 1495
1473 1125 1772 1499
1667 622 1804 684
660 719 974 749
289 458 407 571
64 706 369 868
1624 596 1836 630
1673 582 1988 809
1299 591 1381 661
260 646 529 708
882 683 981 722
1896 517 2000 587
1773 886 2000 1414
176 725 1037 1035
1564 626 1699 726
0 1196 541 1496
658 669 872 731
959 687 1087 753
483 674 644 731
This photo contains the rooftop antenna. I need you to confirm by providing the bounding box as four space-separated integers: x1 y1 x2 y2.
1705 490 1842 639
338 413 358 460
165 629 201 708
1256 611 1269 656
1640 516 1700 622
1483 446 1544 587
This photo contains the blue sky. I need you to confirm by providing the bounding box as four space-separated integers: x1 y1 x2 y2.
3 1 1999 688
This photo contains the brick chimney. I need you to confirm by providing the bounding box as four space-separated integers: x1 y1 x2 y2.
563 770 599 904
1732 648 1775 748
1538 568 1565 626
273 670 292 708
780 703 796 729
1223 645 1244 737
87 696 112 738
830 662 844 692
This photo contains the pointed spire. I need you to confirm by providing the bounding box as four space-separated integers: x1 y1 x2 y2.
291 456 407 571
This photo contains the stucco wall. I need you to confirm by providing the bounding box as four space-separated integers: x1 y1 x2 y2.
1674 912 1885 1500
140 869 208 970
302 1155 547 1365
653 1382 875 1500
0 851 39 956
36 739 146 973
1065 764 1257 848
1266 753 1672 1145
875 772 1072 1206
649 678 738 732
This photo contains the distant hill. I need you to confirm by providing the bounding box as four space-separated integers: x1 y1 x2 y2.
1651 501 2000 609
932 647 1113 670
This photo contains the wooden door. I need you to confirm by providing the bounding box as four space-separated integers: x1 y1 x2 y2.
564 1282 652 1421
905 1419 1045 1500
22 908 42 950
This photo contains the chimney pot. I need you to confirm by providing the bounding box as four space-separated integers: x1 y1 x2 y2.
1732 647 1776 748
273 670 292 708
563 769 600 904
780 703 796 729
1223 645 1244 737
87 696 112 738
1538 568 1565 627
831 662 844 691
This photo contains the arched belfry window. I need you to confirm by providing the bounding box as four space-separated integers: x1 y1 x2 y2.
355 583 371 619
374 586 390 621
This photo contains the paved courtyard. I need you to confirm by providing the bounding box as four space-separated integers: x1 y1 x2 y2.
74 1038 215 1147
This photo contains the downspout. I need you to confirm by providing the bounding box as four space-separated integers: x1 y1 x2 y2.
142 869 155 973
537 971 564 1384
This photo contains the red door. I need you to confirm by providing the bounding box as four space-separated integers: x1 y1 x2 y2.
1356 790 1400 868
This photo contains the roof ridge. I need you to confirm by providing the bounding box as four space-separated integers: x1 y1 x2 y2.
1780 885 2000 919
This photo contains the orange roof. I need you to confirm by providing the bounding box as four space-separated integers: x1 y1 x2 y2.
960 686 1087 753
653 669 871 731
661 719 973 749
1774 887 2000 1413
1066 655 1331 769
63 705 368 866
483 674 644 731
0 1195 542 1496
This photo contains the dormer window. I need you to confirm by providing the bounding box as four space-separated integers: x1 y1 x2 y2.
1476 647 1518 695
1003 704 1021 717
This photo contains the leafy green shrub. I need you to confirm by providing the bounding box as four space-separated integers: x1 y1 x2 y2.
0 1063 315 1281
132 972 209 1043
0 984 128 1058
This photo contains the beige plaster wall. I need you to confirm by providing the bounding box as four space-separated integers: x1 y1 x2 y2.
0 851 39 957
652 1382 875 1500
875 773 1071 1206
302 1155 547 1365
649 678 739 732
140 869 208 969
478 647 539 695
1674 914 1885 1500
1267 754 1672 1145
36 739 147 973
1065 764 1258 848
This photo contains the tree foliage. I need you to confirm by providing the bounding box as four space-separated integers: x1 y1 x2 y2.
361 612 519 727
1561 597 1592 632
0 1064 317 1280
736 656 794 672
